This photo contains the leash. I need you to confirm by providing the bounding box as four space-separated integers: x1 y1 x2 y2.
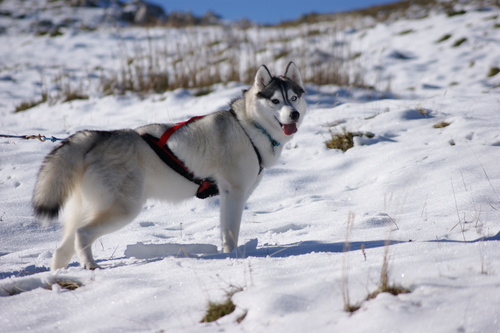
0 134 65 142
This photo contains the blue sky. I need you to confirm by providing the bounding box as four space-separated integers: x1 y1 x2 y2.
147 0 402 25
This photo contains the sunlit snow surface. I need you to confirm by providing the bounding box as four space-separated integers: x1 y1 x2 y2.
1 2 500 332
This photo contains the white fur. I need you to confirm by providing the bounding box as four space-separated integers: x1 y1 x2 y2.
32 62 307 270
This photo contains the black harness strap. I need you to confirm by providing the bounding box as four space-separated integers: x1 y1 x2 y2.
228 109 264 174
141 110 264 199
141 118 219 199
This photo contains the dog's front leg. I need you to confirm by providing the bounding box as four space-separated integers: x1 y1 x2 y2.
219 187 247 253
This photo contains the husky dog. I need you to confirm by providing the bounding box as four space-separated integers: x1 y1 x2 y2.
33 62 307 270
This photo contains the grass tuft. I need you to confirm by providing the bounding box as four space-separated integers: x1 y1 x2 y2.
368 241 411 300
399 29 414 35
200 298 236 323
433 121 451 128
341 213 363 314
342 238 411 314
416 107 432 117
3 278 82 296
54 280 82 291
452 37 467 48
201 287 244 323
14 97 47 112
325 131 374 152
487 67 500 78
326 131 356 152
192 87 214 97
447 10 467 17
344 303 362 313
435 33 452 43
368 284 411 299
14 72 89 112
62 91 89 103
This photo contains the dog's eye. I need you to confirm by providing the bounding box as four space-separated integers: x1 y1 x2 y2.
271 99 280 105
291 96 298 102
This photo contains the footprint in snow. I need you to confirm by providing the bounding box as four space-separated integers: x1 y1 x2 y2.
360 213 396 229
270 223 306 234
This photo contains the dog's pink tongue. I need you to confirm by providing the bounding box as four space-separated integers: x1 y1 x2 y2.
282 123 297 135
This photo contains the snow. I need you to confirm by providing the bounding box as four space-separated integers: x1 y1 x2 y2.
1 2 500 332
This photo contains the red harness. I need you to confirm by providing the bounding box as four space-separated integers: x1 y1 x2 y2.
142 110 264 199
141 116 219 199
157 116 203 147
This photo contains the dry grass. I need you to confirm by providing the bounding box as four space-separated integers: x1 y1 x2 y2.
15 17 371 109
326 131 374 152
342 237 411 314
17 0 490 111
367 242 411 300
433 121 451 129
14 96 47 113
435 33 452 43
326 131 357 152
342 213 363 313
200 287 244 323
3 278 82 296
200 298 236 323
98 24 369 96
487 67 500 77
54 279 82 291
14 71 88 112
452 37 468 48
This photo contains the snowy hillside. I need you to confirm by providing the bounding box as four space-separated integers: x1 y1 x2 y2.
1 1 500 332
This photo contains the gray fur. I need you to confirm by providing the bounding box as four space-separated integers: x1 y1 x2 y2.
32 62 307 270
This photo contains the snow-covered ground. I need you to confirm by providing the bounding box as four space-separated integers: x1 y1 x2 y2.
1 2 500 332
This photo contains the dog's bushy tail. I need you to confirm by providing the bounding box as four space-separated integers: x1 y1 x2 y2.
32 132 90 221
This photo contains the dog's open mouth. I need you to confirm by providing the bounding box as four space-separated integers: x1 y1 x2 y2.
281 123 297 135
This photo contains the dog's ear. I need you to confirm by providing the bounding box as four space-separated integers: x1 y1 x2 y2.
255 65 273 91
284 62 304 90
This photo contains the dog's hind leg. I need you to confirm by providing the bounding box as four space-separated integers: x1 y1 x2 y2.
52 231 76 271
51 193 84 271
75 204 141 270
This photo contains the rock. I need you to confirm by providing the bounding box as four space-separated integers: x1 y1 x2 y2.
122 0 166 25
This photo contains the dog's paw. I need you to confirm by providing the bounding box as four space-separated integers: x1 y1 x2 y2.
83 262 101 270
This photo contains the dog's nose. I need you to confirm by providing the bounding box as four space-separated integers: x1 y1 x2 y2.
290 110 300 121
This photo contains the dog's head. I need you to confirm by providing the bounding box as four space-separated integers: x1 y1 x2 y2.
249 62 307 140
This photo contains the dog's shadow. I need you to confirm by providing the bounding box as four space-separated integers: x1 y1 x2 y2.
119 238 399 262
203 239 400 259
123 230 500 260
2 232 498 279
